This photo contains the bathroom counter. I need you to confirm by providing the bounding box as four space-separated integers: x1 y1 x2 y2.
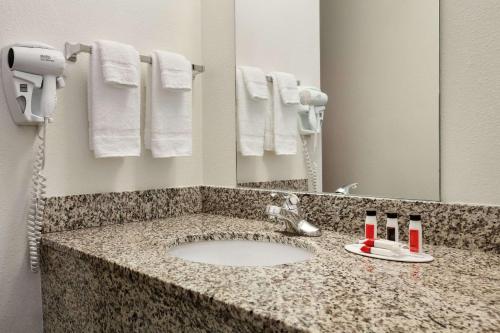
41 214 500 332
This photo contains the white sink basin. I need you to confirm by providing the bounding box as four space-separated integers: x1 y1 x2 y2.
168 239 314 267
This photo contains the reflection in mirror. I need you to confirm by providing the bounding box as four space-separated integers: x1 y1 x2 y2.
235 0 440 201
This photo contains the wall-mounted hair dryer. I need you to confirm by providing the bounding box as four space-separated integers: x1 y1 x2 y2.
1 42 65 125
1 42 66 273
298 86 328 135
297 86 329 193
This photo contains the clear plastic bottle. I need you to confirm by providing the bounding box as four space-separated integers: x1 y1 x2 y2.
365 210 377 240
409 214 423 253
386 212 399 242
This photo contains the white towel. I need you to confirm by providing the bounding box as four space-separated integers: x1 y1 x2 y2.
239 66 269 100
274 72 300 105
236 68 267 156
95 40 140 87
88 41 141 158
145 51 192 158
269 72 299 155
264 93 274 151
157 51 192 91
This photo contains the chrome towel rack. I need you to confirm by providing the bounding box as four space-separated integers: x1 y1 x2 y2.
64 42 205 77
265 75 300 86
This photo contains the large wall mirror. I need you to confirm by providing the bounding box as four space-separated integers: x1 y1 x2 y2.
235 0 440 201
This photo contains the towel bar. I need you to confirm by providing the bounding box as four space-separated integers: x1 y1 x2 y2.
64 42 205 76
265 75 300 86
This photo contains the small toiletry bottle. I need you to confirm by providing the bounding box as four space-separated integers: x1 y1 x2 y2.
408 214 423 254
365 210 377 240
386 213 399 242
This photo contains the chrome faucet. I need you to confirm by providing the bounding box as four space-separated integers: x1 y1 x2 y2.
265 193 321 237
335 183 358 195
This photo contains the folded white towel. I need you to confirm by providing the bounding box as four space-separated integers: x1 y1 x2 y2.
236 68 267 156
239 66 269 100
145 51 192 158
95 40 140 87
88 41 141 158
274 72 300 105
156 51 192 91
269 72 299 155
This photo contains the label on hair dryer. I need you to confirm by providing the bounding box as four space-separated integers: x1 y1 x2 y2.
40 54 55 62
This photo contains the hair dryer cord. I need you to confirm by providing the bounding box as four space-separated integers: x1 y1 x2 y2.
301 136 319 192
27 119 48 273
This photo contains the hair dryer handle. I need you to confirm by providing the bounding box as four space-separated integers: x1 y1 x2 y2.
40 76 57 119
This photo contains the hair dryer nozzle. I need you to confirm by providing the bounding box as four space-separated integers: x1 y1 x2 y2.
299 87 328 107
8 46 65 76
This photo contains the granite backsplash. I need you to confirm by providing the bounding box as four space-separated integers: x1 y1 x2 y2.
42 186 499 253
43 187 202 233
237 179 309 192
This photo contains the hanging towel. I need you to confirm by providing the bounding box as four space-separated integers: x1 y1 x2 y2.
269 72 299 155
145 51 192 158
236 68 267 156
239 66 269 100
157 51 192 91
274 72 300 105
264 92 274 151
95 40 140 87
88 41 141 158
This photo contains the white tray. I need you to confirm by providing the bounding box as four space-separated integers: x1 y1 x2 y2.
344 243 434 263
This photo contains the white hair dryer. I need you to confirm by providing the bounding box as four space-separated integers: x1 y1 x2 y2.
298 86 328 135
297 86 328 193
1 42 66 273
1 42 65 125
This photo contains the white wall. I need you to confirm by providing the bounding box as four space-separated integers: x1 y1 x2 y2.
235 0 321 183
321 0 440 200
440 0 500 205
0 0 203 331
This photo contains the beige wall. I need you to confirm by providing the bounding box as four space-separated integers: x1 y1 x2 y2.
43 3 204 197
235 0 320 183
0 0 205 331
321 0 440 200
440 0 500 205
202 0 237 186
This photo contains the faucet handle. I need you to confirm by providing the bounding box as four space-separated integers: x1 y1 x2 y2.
285 193 300 205
283 194 300 215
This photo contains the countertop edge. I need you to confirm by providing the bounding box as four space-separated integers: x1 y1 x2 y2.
40 237 306 333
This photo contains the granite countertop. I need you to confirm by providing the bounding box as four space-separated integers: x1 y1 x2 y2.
42 214 500 332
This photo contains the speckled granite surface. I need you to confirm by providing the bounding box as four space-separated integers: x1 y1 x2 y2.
238 179 309 192
201 186 500 252
41 214 500 332
43 187 201 233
